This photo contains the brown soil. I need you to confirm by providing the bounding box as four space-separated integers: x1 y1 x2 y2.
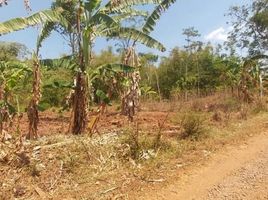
140 131 268 200
10 110 178 137
1 103 268 200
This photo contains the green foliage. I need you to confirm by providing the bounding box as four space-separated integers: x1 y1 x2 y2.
227 0 268 55
96 89 110 105
91 47 120 67
0 60 31 118
41 67 73 108
0 41 29 61
157 45 227 98
140 85 157 98
89 60 135 104
142 0 176 34
0 9 68 35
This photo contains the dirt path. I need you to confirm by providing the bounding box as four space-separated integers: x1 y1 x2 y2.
141 131 268 200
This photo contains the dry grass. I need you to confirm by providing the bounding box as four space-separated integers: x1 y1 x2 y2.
1 93 268 199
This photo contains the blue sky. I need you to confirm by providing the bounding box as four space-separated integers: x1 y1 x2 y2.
0 0 251 59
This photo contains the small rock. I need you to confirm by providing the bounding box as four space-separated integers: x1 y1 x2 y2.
35 163 46 172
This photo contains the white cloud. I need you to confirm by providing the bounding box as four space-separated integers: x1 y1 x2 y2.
204 27 229 42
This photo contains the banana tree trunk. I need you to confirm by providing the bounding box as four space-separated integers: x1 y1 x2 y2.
121 47 141 122
69 2 88 135
69 72 88 134
27 59 41 139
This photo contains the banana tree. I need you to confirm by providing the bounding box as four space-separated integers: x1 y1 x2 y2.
120 0 176 120
0 9 68 139
0 61 31 135
40 0 169 134
87 63 134 133
239 55 268 102
68 0 171 134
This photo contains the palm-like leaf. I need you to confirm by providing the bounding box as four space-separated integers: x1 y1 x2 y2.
112 9 148 22
0 9 67 35
40 56 77 70
97 27 166 52
102 0 161 13
243 54 268 70
85 0 102 13
98 63 135 73
89 12 118 29
143 0 176 34
36 22 55 53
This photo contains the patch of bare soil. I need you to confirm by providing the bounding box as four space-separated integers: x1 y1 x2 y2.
9 110 177 137
1 102 268 200
140 131 268 200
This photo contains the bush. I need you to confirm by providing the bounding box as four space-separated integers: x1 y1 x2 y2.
119 128 172 161
251 99 267 113
180 112 206 140
221 97 241 112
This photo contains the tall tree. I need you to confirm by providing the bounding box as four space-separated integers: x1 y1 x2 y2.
182 27 202 99
227 0 268 55
0 41 28 61
51 0 78 55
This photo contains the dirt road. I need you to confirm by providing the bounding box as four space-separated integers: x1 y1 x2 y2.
141 132 268 200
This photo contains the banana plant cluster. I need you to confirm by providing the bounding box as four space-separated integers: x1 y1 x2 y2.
89 63 135 105
0 61 31 134
0 0 177 136
239 55 268 102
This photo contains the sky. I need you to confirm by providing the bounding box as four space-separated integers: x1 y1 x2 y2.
0 0 251 59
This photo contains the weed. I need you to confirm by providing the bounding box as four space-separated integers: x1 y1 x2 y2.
180 112 207 140
221 97 241 112
119 126 172 161
238 106 248 120
212 111 222 122
251 99 267 113
62 151 78 173
119 127 140 160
